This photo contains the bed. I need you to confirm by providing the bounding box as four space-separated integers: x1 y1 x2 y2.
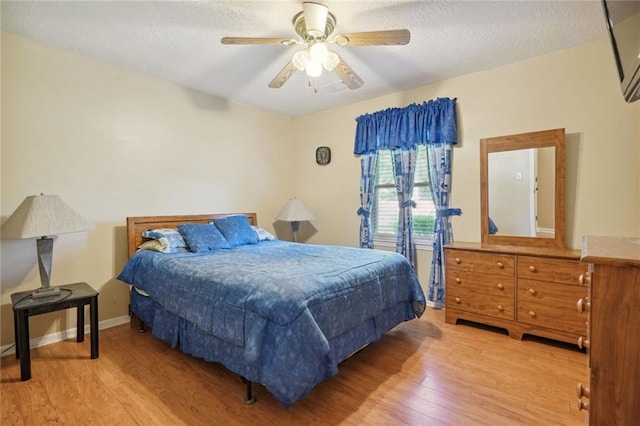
117 213 426 407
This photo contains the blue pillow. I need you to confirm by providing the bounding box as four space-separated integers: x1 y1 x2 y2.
177 223 231 253
213 215 258 247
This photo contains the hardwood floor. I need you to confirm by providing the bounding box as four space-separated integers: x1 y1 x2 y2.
1 308 587 425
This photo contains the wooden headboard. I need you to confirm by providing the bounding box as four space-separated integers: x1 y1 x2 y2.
126 213 258 258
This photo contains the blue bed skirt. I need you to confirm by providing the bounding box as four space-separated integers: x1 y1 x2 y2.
131 288 416 405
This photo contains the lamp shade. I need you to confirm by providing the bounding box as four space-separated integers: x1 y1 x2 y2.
275 198 317 222
2 194 93 239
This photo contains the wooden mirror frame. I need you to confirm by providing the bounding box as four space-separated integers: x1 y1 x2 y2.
480 128 566 249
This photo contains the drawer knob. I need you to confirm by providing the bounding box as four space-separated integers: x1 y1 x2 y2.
578 273 591 285
576 382 590 398
576 297 591 313
455 297 461 304
576 399 589 412
455 257 461 264
455 277 462 284
528 265 537 272
497 305 504 312
496 261 504 269
496 283 504 290
577 336 590 349
528 288 537 295
528 310 536 318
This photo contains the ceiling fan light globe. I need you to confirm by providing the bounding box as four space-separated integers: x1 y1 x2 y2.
309 42 328 62
305 60 323 78
323 52 339 71
292 50 309 71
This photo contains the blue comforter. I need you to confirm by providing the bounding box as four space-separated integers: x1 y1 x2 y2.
118 240 425 406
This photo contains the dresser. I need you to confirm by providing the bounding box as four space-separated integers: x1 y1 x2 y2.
444 242 588 345
578 236 640 424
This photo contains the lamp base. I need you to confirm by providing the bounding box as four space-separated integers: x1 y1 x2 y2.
31 286 61 299
33 236 59 299
291 221 300 243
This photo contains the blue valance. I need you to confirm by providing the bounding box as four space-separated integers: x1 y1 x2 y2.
353 97 457 155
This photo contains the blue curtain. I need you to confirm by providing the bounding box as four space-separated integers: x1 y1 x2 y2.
354 97 459 306
391 148 417 266
426 144 461 307
354 98 458 155
357 153 377 248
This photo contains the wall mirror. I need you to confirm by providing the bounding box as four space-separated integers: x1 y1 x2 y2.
480 128 566 248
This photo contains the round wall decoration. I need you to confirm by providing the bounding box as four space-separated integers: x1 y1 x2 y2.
315 146 331 165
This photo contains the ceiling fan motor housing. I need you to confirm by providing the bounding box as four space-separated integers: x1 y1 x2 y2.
293 2 336 41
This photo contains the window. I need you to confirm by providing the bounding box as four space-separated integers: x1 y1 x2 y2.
372 146 435 245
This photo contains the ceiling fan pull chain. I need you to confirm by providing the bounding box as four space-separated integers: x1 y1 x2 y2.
307 78 316 94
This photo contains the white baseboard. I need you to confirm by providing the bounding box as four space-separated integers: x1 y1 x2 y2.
537 227 555 236
1 315 130 357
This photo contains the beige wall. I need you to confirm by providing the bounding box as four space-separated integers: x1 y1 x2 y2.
2 32 639 347
294 38 640 252
0 33 294 346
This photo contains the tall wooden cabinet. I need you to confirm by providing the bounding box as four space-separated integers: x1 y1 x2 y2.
444 242 588 345
579 236 640 424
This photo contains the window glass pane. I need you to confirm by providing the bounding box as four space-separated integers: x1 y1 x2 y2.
413 185 436 236
377 150 394 184
415 147 428 182
374 186 398 233
373 146 435 237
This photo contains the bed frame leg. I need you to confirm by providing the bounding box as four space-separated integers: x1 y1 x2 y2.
241 377 256 404
129 306 146 333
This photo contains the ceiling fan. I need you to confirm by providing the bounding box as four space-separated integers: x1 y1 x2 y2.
221 1 410 91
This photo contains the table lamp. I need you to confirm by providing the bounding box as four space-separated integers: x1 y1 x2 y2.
1 194 93 298
275 198 316 242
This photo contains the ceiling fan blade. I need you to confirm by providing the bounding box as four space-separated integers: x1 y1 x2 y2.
268 61 298 88
221 37 297 46
332 57 363 90
334 29 410 46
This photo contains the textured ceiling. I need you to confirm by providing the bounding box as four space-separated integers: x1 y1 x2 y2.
1 1 609 118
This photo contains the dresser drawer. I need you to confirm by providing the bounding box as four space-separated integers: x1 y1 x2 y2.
517 256 585 285
517 279 587 334
446 270 514 296
447 285 514 320
446 249 514 277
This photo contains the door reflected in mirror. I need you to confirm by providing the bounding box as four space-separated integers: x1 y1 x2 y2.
488 147 555 238
480 128 565 249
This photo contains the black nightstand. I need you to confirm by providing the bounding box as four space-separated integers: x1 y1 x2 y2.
11 282 99 381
